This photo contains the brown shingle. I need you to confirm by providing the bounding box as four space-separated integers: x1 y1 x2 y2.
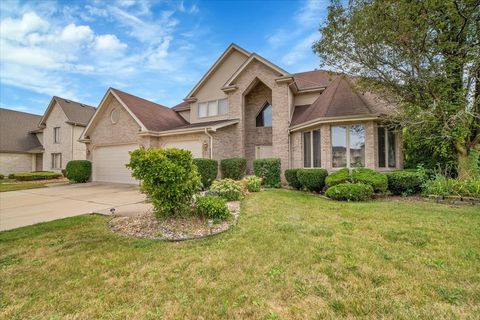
111 88 188 132
51 97 96 126
293 70 338 90
172 101 190 110
0 108 43 153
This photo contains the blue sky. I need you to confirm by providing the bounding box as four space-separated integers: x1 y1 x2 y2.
0 0 328 115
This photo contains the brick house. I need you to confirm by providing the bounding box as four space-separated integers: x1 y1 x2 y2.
81 44 402 184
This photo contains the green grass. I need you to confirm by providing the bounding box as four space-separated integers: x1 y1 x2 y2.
0 181 47 192
1 190 479 319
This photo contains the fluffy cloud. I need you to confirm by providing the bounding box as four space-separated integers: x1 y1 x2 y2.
0 11 49 42
94 34 128 53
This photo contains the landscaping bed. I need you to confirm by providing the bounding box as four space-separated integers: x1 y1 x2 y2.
108 201 240 241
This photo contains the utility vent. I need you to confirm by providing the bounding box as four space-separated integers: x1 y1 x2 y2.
80 104 88 107
64 99 71 103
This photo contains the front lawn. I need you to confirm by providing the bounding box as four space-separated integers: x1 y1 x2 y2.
1 190 479 319
0 181 47 192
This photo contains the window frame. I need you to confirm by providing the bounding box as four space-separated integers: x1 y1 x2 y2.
255 102 273 127
53 127 60 144
303 129 321 168
377 126 397 168
331 124 366 169
197 98 228 118
51 153 62 169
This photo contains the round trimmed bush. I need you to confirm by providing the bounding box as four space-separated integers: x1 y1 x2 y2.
253 158 281 188
351 168 388 193
285 169 302 189
325 183 373 201
65 160 91 183
325 168 351 187
193 158 218 189
296 168 328 192
220 158 247 180
196 196 230 220
385 170 423 195
210 178 243 201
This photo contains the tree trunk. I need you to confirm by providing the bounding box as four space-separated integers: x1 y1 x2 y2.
457 149 479 180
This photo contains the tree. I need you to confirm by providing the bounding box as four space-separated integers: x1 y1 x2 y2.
313 0 480 179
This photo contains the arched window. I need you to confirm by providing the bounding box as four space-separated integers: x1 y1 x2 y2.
256 102 272 127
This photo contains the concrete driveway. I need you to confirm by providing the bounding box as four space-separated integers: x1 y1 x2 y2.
0 182 151 231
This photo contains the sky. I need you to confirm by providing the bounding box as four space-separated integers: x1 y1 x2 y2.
0 0 329 115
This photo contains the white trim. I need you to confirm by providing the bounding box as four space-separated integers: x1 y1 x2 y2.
138 119 240 137
289 114 378 132
185 44 250 99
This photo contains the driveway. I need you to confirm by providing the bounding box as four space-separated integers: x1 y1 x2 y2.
0 182 150 231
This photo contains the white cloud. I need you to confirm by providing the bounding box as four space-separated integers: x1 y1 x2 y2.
295 0 327 27
94 34 128 53
0 11 49 42
281 32 318 66
60 24 94 43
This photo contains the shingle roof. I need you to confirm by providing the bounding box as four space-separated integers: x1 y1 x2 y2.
0 108 43 153
166 119 238 130
293 70 338 90
50 97 96 126
172 101 190 111
291 75 386 126
111 88 188 131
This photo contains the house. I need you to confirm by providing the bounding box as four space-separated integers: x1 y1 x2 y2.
0 97 95 175
0 109 43 175
81 43 402 184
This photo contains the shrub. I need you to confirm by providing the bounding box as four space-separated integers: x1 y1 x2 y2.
385 170 423 195
285 169 302 189
325 168 351 187
65 160 91 183
210 179 243 201
127 148 201 218
9 171 62 181
196 196 230 220
0 174 4 180
220 158 247 180
296 168 328 192
423 176 480 198
325 183 374 201
351 168 388 193
193 158 218 189
253 158 281 188
243 175 262 192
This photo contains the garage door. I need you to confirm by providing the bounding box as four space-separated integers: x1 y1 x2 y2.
163 140 203 158
93 144 139 184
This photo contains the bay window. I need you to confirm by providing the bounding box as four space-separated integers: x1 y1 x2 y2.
198 98 228 118
377 126 396 168
303 129 321 167
331 124 365 168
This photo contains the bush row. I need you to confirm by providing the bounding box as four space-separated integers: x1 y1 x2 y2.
8 171 63 181
423 176 480 198
193 158 218 189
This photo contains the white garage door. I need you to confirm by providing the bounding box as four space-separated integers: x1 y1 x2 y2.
93 144 139 184
163 140 203 158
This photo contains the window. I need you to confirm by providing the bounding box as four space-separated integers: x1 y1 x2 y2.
331 124 365 168
198 98 228 118
53 127 60 143
303 129 321 167
51 153 62 169
256 102 272 127
378 126 397 168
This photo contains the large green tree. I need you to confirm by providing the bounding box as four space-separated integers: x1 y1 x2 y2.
313 0 480 179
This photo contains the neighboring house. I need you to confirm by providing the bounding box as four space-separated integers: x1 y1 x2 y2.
0 109 43 175
0 97 95 175
81 43 402 184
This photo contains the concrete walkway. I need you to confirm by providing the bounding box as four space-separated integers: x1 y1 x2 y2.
0 182 151 231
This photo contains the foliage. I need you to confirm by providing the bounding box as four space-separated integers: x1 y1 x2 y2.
423 176 480 198
385 170 423 195
313 0 480 180
325 168 351 187
0 174 4 180
127 148 201 218
8 171 62 181
284 169 302 189
193 158 218 189
253 158 281 188
196 196 230 221
351 168 388 193
220 158 247 180
325 183 373 201
210 179 243 201
243 175 262 192
65 160 91 183
296 168 328 192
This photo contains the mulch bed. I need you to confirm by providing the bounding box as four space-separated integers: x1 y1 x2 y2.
108 201 241 241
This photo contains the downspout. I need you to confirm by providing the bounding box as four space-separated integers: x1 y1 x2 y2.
204 128 213 159
71 124 74 167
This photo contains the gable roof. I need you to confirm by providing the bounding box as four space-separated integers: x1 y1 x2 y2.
40 96 96 127
291 75 381 126
185 43 250 100
293 70 338 91
0 108 43 153
172 101 190 111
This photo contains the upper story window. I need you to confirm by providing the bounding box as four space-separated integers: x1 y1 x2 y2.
378 126 396 168
256 102 272 127
53 127 60 144
331 124 365 168
198 98 228 118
